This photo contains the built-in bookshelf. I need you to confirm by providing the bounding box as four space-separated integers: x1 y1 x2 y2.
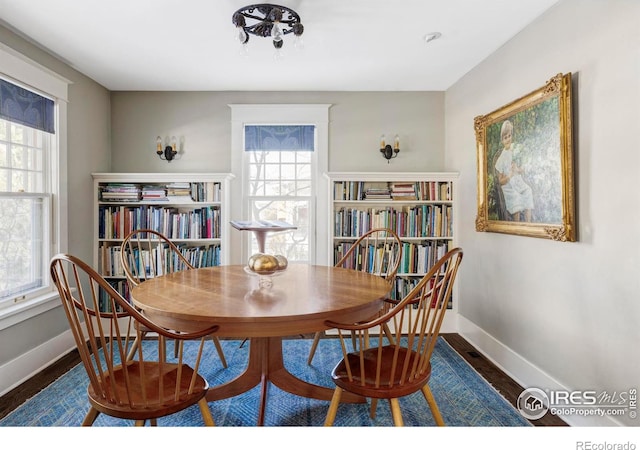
326 172 459 331
92 173 233 310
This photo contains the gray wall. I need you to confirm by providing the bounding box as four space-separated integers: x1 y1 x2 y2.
110 91 444 173
446 0 639 426
0 24 111 363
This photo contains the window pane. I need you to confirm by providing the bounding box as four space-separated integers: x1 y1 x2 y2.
11 145 25 169
0 142 6 166
280 152 295 163
281 180 297 196
280 164 297 181
264 164 280 179
27 147 43 171
297 164 311 179
296 181 311 196
0 197 45 301
296 152 311 163
249 164 263 180
248 180 265 196
264 180 281 196
264 152 280 164
0 169 7 191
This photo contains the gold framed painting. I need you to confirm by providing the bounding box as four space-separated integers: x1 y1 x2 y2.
474 72 576 241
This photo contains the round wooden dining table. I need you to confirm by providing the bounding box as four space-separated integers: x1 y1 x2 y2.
130 264 390 425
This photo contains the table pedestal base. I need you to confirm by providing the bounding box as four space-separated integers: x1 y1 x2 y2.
205 336 366 425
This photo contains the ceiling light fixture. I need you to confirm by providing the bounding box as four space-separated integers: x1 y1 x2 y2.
232 3 304 56
424 32 442 44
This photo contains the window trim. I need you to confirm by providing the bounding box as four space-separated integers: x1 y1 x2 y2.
229 104 331 265
0 43 70 327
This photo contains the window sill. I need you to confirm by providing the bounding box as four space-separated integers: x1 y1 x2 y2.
0 291 61 331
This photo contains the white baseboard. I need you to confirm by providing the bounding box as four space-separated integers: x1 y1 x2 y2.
457 315 623 427
0 329 77 397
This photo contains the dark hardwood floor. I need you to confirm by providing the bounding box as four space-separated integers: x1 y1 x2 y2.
0 333 566 426
440 333 566 426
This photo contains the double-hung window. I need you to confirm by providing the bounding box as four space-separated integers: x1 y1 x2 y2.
0 45 68 324
244 125 314 262
230 104 330 265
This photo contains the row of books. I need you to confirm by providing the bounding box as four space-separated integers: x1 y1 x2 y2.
98 205 221 240
333 181 453 201
333 239 450 278
98 279 131 312
388 277 453 309
333 242 396 275
334 204 453 238
99 182 221 203
99 243 221 278
398 240 450 275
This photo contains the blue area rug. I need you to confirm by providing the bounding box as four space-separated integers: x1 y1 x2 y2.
0 337 531 427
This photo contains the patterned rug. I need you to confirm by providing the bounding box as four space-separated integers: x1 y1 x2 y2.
0 337 530 427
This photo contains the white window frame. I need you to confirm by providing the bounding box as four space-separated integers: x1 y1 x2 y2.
0 43 69 330
230 104 330 265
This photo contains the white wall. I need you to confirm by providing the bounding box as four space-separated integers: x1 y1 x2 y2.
445 0 640 426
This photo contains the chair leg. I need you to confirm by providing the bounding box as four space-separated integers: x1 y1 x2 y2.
307 331 322 365
198 398 216 426
81 407 100 426
324 387 343 426
174 338 179 358
389 398 404 426
383 323 395 345
211 336 228 368
150 418 158 426
134 420 146 426
126 332 145 362
421 384 445 426
369 398 378 419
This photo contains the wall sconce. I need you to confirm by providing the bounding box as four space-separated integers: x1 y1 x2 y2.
380 134 400 163
156 135 178 162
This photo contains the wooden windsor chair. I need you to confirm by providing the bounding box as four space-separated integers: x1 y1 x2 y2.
323 247 463 426
50 253 217 426
307 227 402 365
120 229 227 367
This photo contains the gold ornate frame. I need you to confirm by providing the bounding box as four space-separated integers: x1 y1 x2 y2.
475 73 575 241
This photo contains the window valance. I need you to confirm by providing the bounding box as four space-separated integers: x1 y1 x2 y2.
0 78 55 133
244 125 314 151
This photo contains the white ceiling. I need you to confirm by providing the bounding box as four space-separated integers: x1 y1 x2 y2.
0 0 560 91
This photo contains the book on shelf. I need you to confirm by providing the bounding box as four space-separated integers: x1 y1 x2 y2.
363 187 391 200
100 183 141 202
166 182 191 196
390 182 417 200
141 185 168 202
